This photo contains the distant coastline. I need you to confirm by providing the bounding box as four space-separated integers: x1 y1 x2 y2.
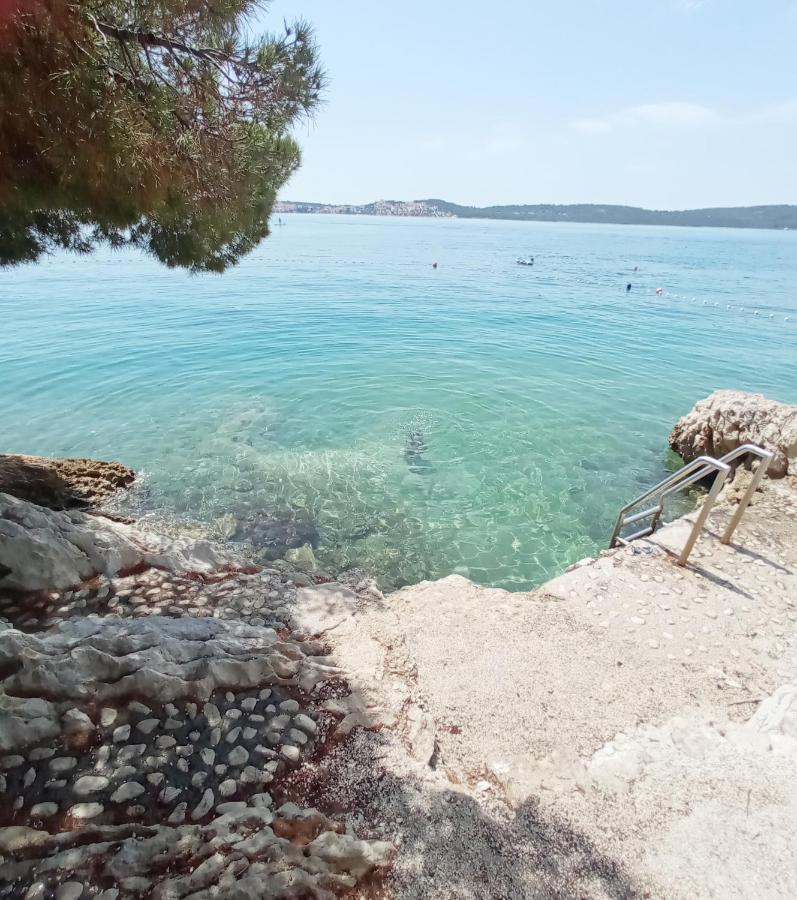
275 198 797 230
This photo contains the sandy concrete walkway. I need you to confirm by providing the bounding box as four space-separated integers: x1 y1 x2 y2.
294 477 797 899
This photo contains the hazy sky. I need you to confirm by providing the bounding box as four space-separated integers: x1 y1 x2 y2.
263 0 797 208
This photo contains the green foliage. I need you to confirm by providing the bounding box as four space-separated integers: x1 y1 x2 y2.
419 200 797 230
0 0 323 271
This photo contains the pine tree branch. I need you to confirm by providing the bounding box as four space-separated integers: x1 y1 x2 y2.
92 19 260 72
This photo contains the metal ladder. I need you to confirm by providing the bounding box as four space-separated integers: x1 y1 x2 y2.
609 443 774 565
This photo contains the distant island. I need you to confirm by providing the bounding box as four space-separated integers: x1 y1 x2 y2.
274 199 797 230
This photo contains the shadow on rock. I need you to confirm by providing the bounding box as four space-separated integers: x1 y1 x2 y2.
278 726 647 900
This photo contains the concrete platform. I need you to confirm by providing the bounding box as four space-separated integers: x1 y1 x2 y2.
298 477 797 899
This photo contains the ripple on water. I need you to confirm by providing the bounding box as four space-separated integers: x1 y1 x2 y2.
1 216 796 590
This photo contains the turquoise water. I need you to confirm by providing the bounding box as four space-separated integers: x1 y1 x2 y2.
1 215 796 590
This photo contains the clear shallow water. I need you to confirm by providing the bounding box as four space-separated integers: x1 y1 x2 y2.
1 215 796 590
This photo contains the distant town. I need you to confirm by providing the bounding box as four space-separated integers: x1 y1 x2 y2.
274 199 797 230
274 199 452 217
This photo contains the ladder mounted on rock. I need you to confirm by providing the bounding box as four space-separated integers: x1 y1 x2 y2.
609 443 773 565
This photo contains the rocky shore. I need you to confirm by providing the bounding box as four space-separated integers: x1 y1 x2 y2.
1 390 796 899
0 459 396 899
669 390 797 478
0 455 135 511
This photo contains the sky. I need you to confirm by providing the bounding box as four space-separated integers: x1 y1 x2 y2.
259 0 797 209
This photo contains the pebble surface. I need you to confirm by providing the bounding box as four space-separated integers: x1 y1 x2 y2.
0 544 387 899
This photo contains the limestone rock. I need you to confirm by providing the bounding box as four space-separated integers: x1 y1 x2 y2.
191 788 214 820
110 782 144 803
0 454 135 510
30 802 58 817
284 543 320 573
55 882 84 900
0 493 142 591
228 746 249 766
669 390 797 478
748 684 797 744
0 492 246 592
2 799 395 899
73 775 110 796
307 830 396 879
62 708 94 737
0 617 330 754
0 826 51 853
0 696 58 753
67 802 103 820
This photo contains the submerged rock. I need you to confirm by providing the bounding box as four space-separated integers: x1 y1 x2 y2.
284 543 320 573
0 454 135 510
670 390 797 478
230 508 319 560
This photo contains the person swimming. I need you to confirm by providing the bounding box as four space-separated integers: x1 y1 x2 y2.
405 431 432 474
405 431 426 459
626 283 632 292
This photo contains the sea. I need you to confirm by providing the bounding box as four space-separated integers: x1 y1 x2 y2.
2 215 795 590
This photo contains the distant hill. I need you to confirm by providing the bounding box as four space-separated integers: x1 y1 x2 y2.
420 200 797 230
276 198 797 230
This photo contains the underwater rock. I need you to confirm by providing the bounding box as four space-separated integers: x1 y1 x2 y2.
284 544 320 573
230 509 320 560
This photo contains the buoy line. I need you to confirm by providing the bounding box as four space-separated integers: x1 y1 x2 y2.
623 286 792 322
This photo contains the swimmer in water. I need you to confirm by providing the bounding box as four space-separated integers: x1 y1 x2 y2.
626 283 632 292
432 261 438 269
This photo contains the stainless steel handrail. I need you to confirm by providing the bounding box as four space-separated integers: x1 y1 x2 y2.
608 455 727 548
715 444 773 544
609 442 774 565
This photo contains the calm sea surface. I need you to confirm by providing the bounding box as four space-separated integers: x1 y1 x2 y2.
2 215 796 589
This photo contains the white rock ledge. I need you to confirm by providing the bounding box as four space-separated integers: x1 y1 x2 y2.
669 389 797 477
0 492 242 592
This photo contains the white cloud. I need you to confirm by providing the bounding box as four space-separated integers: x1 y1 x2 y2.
571 101 719 134
571 98 797 137
624 101 718 126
